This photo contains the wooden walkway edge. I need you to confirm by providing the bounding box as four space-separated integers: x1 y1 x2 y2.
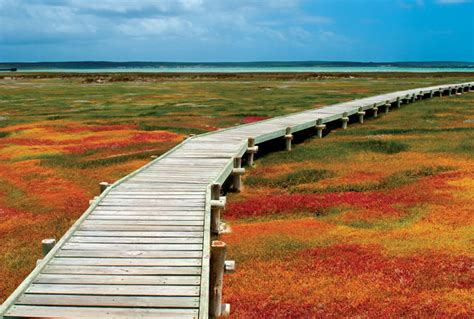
1 82 473 319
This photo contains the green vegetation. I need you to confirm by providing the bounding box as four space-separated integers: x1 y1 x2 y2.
246 168 335 188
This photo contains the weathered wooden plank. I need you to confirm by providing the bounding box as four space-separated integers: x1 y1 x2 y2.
57 249 202 258
90 212 204 217
42 265 202 275
26 284 200 296
34 274 200 285
82 220 204 226
78 225 203 231
70 236 202 244
93 206 203 211
74 231 203 237
16 294 200 308
50 258 202 267
88 215 204 221
97 202 205 207
5 305 199 318
62 243 203 251
99 200 205 205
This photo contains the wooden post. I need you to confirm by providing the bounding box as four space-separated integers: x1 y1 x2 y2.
315 118 326 138
41 238 56 257
357 107 366 124
448 87 452 96
341 112 349 129
231 157 245 192
396 97 401 108
99 182 110 194
438 89 443 97
210 184 223 235
418 91 424 100
246 138 258 167
284 127 293 151
384 102 390 114
209 241 231 318
430 90 434 98
372 104 378 118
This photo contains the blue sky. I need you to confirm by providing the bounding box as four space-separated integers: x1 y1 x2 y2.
0 0 473 62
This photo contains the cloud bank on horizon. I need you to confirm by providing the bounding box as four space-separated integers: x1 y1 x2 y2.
0 0 472 62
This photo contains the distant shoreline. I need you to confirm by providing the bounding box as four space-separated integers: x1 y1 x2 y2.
1 61 473 75
2 71 473 82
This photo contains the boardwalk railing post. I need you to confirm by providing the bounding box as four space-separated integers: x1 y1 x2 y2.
246 137 258 166
384 101 390 114
396 97 401 108
372 104 378 118
209 241 231 318
99 181 110 194
210 184 225 235
357 107 366 124
430 90 434 98
41 238 56 257
284 127 293 151
315 118 326 138
411 93 416 102
231 157 245 192
341 112 349 129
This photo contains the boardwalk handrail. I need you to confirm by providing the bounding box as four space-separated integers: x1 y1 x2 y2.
1 81 473 319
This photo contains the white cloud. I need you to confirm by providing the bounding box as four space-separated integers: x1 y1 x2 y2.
0 0 333 47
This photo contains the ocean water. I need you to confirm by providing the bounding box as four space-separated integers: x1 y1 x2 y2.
10 66 474 73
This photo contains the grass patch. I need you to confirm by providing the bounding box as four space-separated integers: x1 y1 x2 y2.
138 122 206 135
246 168 335 189
343 139 409 154
329 206 428 231
40 149 161 169
339 127 473 136
260 142 349 164
455 138 474 156
314 166 453 193
228 235 313 263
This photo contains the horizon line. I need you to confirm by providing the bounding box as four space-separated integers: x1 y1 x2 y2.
2 60 474 64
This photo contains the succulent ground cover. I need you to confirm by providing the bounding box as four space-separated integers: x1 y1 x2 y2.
0 74 472 316
223 89 474 317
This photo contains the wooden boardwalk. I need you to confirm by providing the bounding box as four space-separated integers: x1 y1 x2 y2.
1 82 472 319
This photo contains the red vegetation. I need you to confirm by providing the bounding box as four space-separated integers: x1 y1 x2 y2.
224 244 474 318
242 116 269 124
227 172 458 220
